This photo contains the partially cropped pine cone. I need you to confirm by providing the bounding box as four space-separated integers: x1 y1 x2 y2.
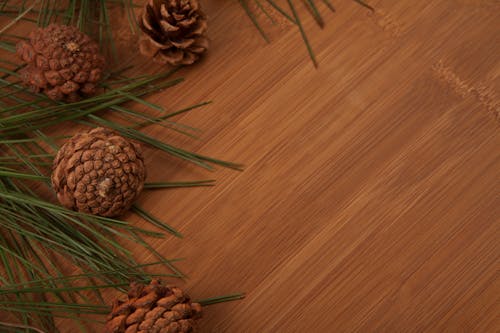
106 279 202 333
138 0 209 66
16 24 105 102
51 127 146 217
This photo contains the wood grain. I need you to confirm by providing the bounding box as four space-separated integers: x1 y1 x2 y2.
5 0 500 331
125 1 500 331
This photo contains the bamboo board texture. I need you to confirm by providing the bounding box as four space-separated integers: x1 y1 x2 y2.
6 0 500 332
116 1 500 331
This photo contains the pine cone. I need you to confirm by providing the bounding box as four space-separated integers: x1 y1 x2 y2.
138 0 209 66
51 127 146 217
16 24 105 102
106 279 202 333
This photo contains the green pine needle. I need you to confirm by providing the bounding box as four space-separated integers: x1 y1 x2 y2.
352 0 374 12
266 0 296 23
0 321 48 333
303 0 324 28
132 205 183 238
255 0 276 25
239 0 270 43
287 0 318 67
197 293 246 306
144 180 216 189
321 0 335 12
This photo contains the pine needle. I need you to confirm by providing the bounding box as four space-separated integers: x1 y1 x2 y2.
265 0 296 24
321 0 335 12
196 293 246 306
144 180 215 189
303 0 324 28
255 0 276 25
352 0 374 12
239 0 270 43
287 0 318 67
0 0 39 35
131 205 183 238
0 321 48 333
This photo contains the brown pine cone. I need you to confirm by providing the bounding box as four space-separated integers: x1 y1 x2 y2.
138 0 209 66
106 279 202 333
51 127 146 217
16 24 105 102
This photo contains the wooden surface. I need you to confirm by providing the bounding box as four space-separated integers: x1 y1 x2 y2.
115 0 500 332
111 0 500 331
10 0 500 331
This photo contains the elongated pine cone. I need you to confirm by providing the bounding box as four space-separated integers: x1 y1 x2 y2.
106 279 202 333
138 0 209 66
51 127 146 217
16 24 105 102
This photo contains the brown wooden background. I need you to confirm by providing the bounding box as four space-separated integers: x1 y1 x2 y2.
122 0 500 331
6 0 500 331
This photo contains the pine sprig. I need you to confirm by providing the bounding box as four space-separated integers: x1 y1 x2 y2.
0 2 244 331
287 0 317 67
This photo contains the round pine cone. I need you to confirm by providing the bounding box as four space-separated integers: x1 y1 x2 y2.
106 279 202 333
16 24 105 102
138 0 209 66
51 127 146 217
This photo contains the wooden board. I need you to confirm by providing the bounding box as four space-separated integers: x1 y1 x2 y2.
123 1 500 331
5 0 500 331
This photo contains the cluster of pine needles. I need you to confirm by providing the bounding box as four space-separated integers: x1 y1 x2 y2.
0 0 245 332
239 0 374 66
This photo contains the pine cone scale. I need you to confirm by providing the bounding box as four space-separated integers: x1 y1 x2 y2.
160 20 180 33
155 49 184 64
190 21 207 35
124 324 139 333
170 38 195 48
